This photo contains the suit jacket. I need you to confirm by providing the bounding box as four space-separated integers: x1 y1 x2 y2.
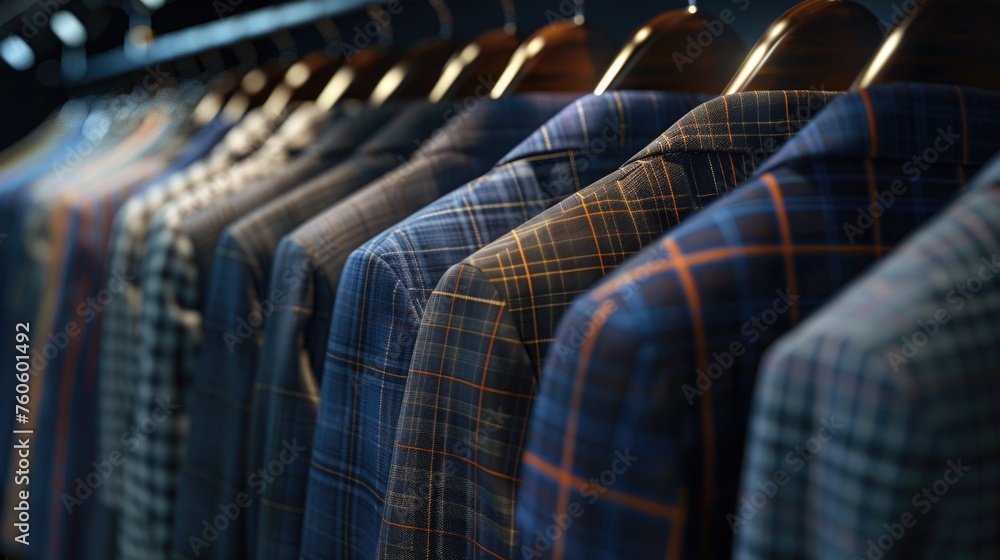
735 130 1000 557
169 103 404 560
301 91 712 560
152 101 444 560
98 108 282 534
518 84 1000 560
248 94 577 560
384 90 843 560
116 104 338 560
2 102 201 560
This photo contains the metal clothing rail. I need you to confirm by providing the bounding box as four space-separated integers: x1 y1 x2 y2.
72 0 377 85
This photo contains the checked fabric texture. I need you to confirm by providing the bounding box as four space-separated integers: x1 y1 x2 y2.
734 153 1000 557
117 106 316 560
99 108 278 523
171 102 404 560
301 91 712 560
381 89 843 560
517 83 1000 560
248 94 576 560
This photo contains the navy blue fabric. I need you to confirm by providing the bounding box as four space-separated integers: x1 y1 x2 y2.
249 94 577 560
300 91 711 560
518 84 1000 560
171 104 403 560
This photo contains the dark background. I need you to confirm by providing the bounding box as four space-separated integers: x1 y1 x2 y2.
0 0 908 151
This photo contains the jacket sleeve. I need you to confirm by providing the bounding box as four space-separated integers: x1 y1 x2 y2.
381 262 537 560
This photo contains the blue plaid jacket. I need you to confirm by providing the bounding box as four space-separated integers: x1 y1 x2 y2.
734 153 1000 557
301 91 712 560
517 84 1000 560
170 103 403 560
247 94 577 560
384 90 844 560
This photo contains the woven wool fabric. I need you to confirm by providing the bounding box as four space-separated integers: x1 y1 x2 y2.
383 89 842 560
301 91 712 560
247 94 577 560
518 84 1000 560
735 142 1000 559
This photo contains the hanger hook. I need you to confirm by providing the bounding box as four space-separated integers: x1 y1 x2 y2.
500 0 517 33
574 0 585 24
427 0 454 40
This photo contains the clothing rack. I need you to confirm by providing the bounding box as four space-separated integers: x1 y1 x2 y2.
72 0 378 85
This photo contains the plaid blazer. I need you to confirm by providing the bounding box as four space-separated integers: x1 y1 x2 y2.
734 152 1000 556
98 108 278 524
129 101 445 560
170 100 453 560
169 103 404 560
383 89 843 560
248 94 577 560
117 107 324 560
301 91 712 560
517 84 1000 560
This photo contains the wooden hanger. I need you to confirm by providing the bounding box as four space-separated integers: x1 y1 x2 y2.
262 50 344 117
216 27 311 123
724 0 883 94
192 71 244 127
220 60 288 123
854 0 1000 90
367 38 456 106
368 0 458 107
490 0 618 98
316 5 398 111
316 46 396 111
189 40 268 127
428 0 521 102
595 4 747 94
